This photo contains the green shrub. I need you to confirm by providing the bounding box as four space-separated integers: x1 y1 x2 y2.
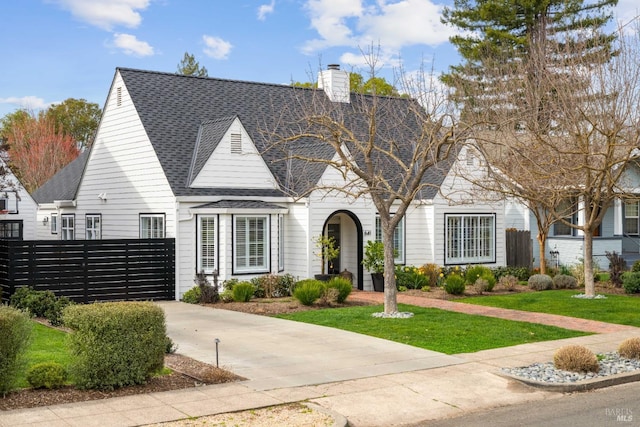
395 265 429 289
164 336 178 354
622 272 640 294
181 286 202 304
26 362 67 389
251 274 291 298
421 285 431 292
553 345 599 373
63 302 166 390
222 278 239 291
553 274 577 289
444 274 466 295
492 266 531 281
10 287 73 325
632 260 640 273
473 278 489 295
326 277 352 303
0 306 32 395
219 289 234 302
465 266 492 285
293 279 325 306
618 337 640 359
528 274 553 291
232 282 255 302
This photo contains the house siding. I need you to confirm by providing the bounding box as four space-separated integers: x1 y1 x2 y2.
74 71 176 240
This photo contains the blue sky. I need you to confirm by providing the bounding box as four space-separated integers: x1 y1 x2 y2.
1 0 638 118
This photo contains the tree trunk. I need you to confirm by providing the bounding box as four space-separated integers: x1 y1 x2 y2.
583 229 595 297
382 226 398 314
537 231 547 274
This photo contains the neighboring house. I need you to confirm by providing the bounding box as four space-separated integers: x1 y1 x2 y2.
33 66 510 299
0 158 38 240
31 150 90 240
505 161 640 270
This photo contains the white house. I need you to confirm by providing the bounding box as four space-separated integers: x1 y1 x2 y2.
0 158 38 240
32 66 510 299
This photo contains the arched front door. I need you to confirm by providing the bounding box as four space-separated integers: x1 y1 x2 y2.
321 210 364 290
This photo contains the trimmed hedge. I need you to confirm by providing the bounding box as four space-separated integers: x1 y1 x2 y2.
63 302 166 390
0 306 32 395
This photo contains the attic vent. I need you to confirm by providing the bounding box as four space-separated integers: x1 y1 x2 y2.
230 133 242 154
466 150 475 166
116 87 122 106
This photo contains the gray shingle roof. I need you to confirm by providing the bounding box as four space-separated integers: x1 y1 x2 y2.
117 68 453 200
31 150 90 204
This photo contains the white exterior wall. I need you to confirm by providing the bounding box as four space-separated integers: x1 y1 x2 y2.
284 202 310 281
73 71 176 240
0 175 38 240
433 148 507 267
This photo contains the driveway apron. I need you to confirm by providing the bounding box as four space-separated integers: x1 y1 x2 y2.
157 301 465 391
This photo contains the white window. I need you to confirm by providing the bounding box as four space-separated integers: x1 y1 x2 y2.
140 214 165 238
625 201 639 235
375 215 405 264
51 214 58 234
61 215 75 240
234 215 269 273
278 214 285 271
198 216 217 274
86 214 101 240
554 199 575 236
445 214 495 264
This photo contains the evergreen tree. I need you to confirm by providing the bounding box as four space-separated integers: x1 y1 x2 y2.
441 0 617 128
177 52 208 77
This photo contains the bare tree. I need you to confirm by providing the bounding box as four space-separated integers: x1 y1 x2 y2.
265 60 461 314
460 24 640 296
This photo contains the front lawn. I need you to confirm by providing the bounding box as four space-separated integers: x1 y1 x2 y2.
462 290 640 327
276 303 589 354
19 322 71 388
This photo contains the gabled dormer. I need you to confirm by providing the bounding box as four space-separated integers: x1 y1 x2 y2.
188 116 278 189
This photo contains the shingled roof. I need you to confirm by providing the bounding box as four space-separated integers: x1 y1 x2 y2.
116 68 453 200
31 150 90 204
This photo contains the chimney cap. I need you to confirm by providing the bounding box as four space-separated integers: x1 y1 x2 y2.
327 64 340 70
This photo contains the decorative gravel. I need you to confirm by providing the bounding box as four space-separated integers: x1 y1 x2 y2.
371 311 415 318
571 293 607 299
502 352 640 383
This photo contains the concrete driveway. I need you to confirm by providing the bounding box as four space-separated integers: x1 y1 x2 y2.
157 301 465 391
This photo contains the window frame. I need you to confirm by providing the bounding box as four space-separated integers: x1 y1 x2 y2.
85 214 101 240
197 215 218 275
0 220 23 240
139 213 165 238
233 214 270 274
51 214 58 234
445 213 496 265
60 214 75 240
553 199 576 237
375 214 405 264
278 214 285 272
625 201 639 236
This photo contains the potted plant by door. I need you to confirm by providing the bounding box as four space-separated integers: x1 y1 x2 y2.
313 235 340 281
362 240 384 292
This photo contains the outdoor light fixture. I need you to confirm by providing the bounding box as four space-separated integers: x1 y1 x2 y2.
214 338 220 367
43 217 49 225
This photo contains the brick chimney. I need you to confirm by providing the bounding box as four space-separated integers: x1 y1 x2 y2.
318 64 350 103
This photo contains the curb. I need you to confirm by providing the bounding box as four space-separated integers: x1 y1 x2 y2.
497 369 640 393
304 402 349 427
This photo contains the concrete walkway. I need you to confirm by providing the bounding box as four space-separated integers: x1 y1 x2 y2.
1 295 639 427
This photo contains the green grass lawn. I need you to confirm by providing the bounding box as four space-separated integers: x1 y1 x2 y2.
18 322 71 388
462 290 640 327
276 303 589 354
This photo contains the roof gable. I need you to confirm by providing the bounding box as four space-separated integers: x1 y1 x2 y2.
31 150 90 204
189 117 278 190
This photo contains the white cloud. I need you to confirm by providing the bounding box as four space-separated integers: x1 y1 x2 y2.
302 0 456 55
202 35 233 60
257 0 276 21
51 0 150 30
113 33 154 56
0 96 51 111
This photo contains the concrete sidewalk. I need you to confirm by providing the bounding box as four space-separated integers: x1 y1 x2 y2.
1 298 639 427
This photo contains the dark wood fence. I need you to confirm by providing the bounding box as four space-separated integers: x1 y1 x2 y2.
505 229 533 269
0 239 175 303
